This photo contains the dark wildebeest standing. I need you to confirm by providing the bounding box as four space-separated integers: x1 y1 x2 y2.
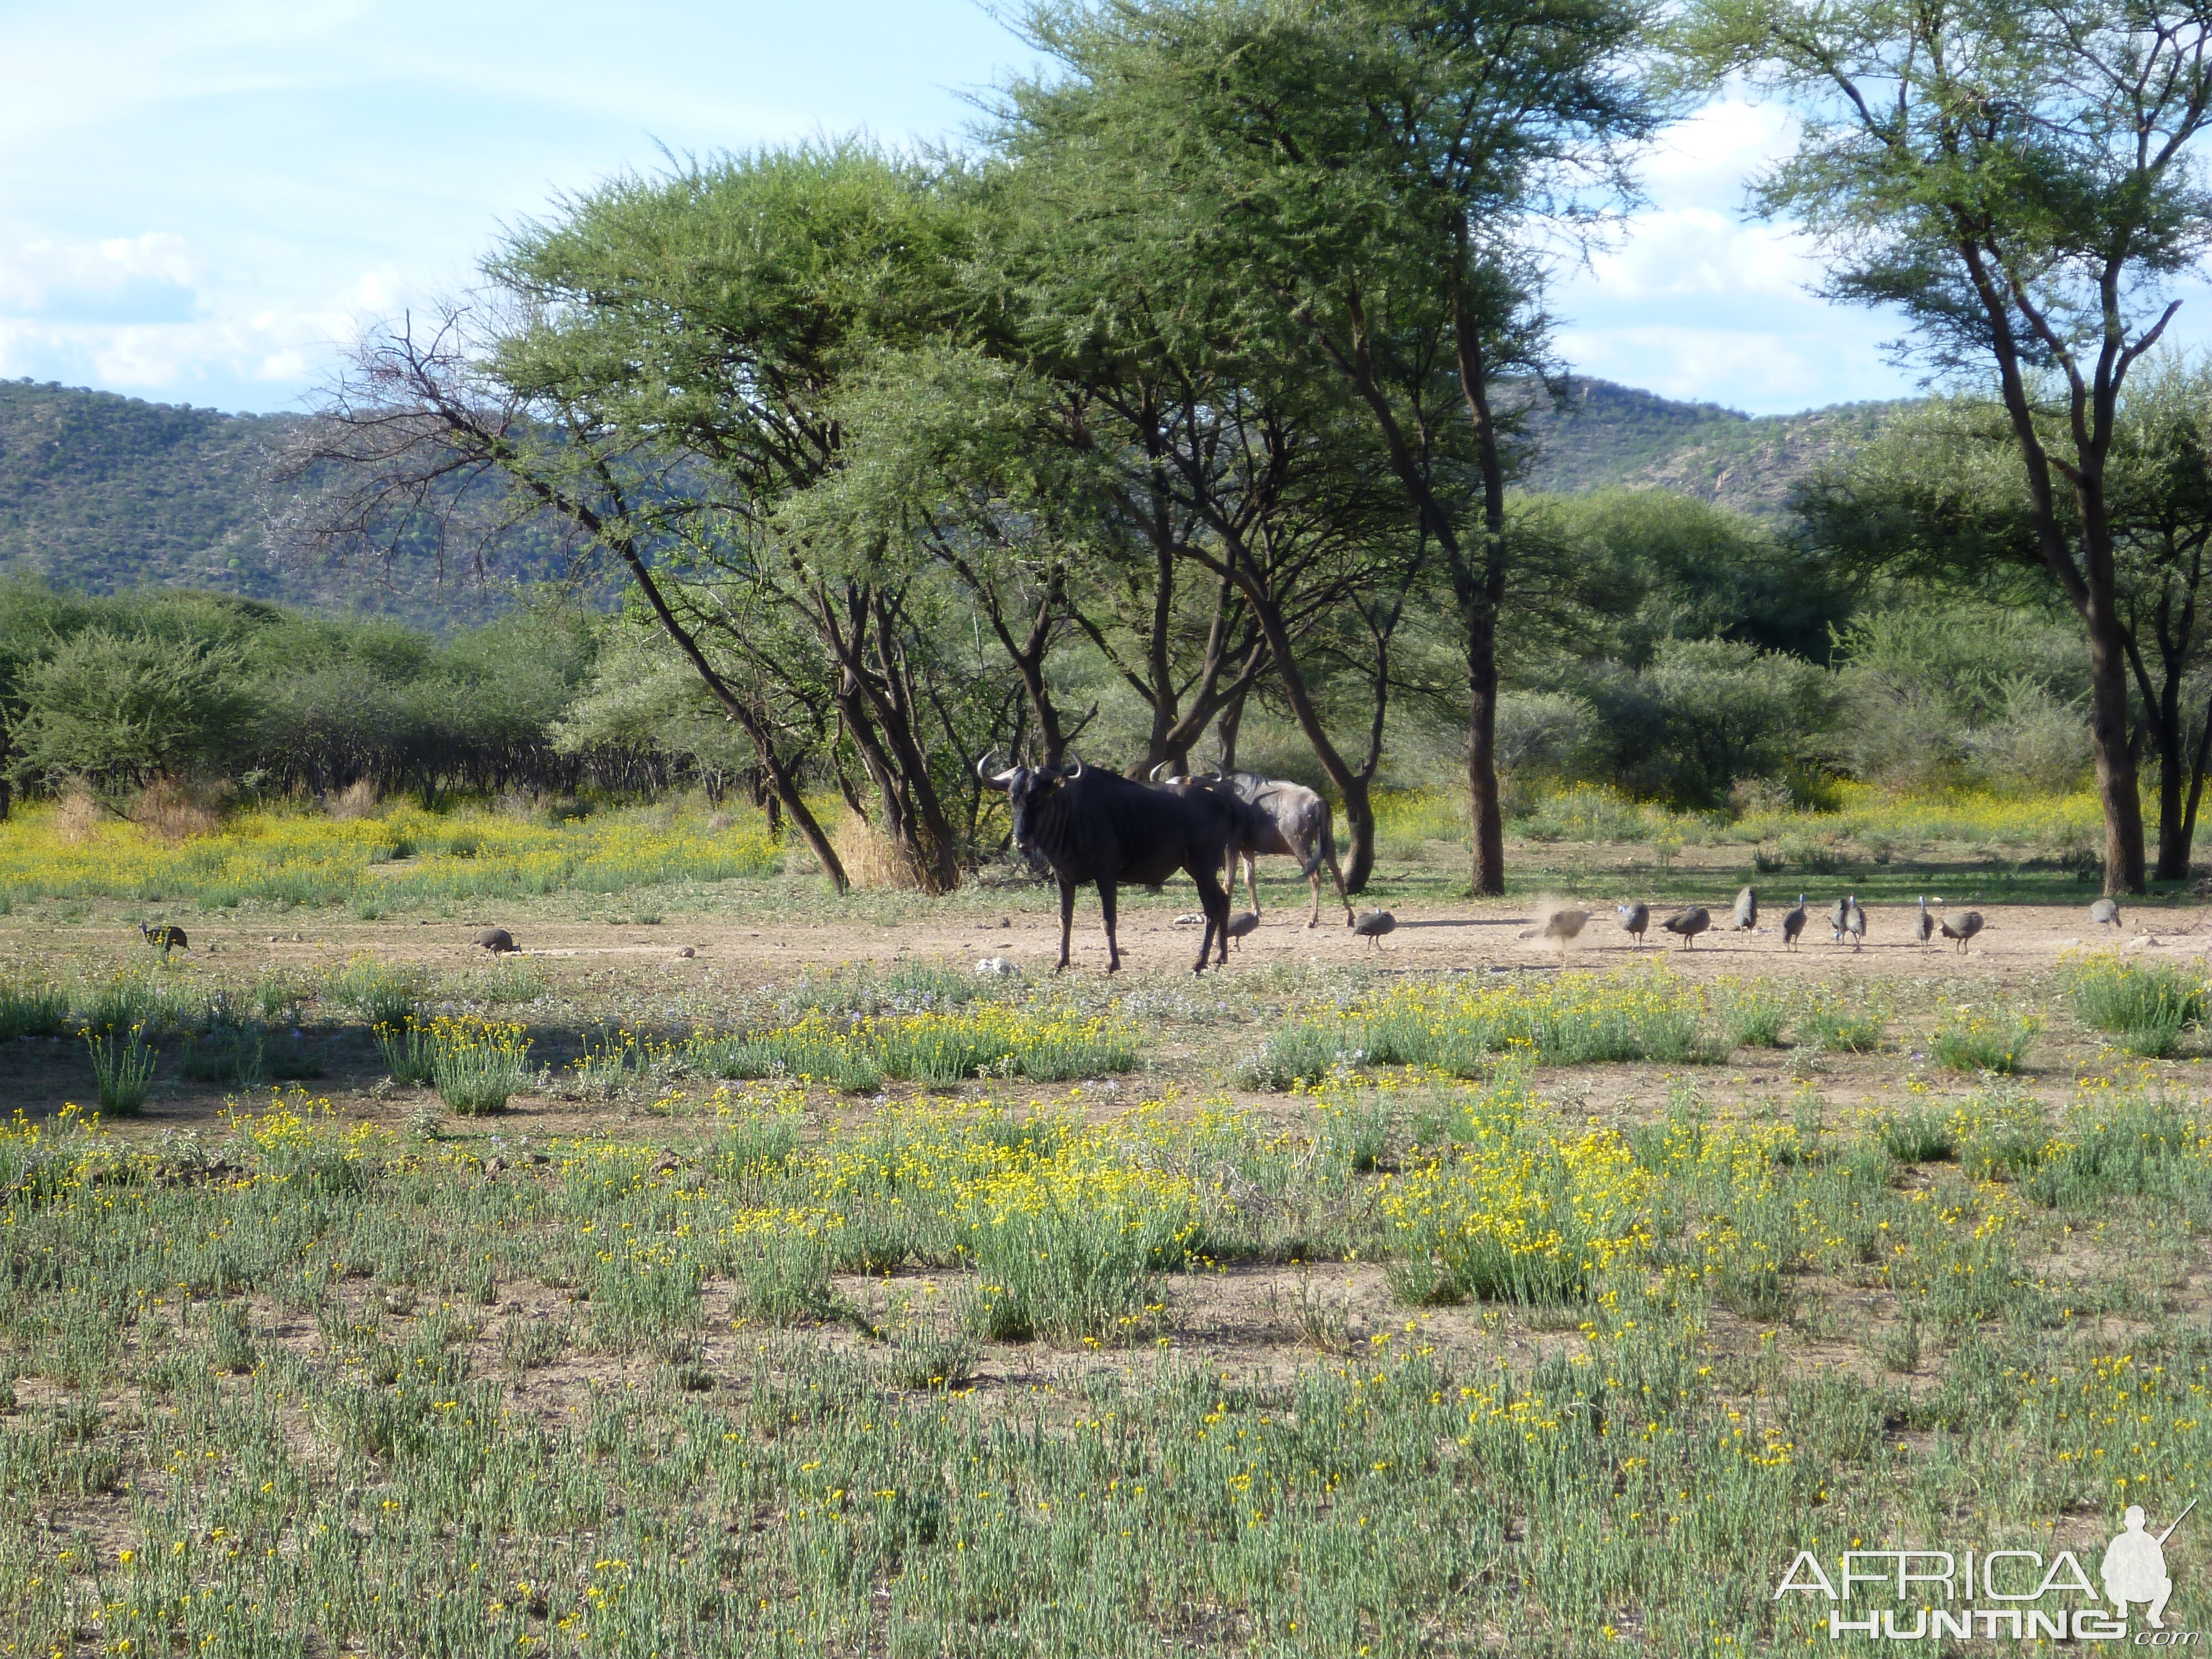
979 753 1237 974
1154 766 1354 928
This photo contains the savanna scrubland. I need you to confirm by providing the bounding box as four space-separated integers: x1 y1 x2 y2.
9 0 2212 1651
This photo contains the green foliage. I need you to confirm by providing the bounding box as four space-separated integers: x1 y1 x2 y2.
85 1027 156 1113
2067 956 2206 1056
1927 1007 2037 1074
10 629 252 790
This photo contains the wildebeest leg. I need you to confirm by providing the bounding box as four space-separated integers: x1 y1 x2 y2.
1316 823 1354 927
1056 881 1076 973
1099 881 1121 973
1190 859 1230 971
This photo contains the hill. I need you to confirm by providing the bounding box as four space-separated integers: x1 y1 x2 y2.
1514 377 1905 516
0 375 1901 619
0 380 541 625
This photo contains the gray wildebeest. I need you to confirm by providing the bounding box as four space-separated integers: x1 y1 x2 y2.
979 753 1237 974
1152 766 1354 928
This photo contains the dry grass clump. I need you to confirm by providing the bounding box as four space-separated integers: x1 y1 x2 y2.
129 779 222 844
327 778 380 820
834 807 923 890
52 785 106 846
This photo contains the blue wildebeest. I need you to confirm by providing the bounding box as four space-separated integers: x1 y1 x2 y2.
978 752 1239 974
1155 766 1354 928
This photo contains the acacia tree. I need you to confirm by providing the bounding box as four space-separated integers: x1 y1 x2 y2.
1801 358 2212 878
1006 0 1661 893
1684 0 2212 895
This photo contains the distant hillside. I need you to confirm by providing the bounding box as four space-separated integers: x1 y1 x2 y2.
0 375 1905 620
0 380 547 624
1515 378 1906 517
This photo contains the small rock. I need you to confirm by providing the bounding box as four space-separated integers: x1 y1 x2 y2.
679 946 696 959
1172 913 1206 926
651 1154 682 1176
483 1157 505 1176
999 917 1010 928
267 935 279 944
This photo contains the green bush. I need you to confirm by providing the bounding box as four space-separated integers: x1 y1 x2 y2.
2066 956 2204 1056
0 976 69 1041
1927 1008 2037 1074
86 1027 157 1113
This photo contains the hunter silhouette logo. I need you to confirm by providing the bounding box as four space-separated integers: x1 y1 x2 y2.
2103 1498 2193 1630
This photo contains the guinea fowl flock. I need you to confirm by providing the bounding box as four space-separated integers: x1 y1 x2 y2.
1474 888 2052 956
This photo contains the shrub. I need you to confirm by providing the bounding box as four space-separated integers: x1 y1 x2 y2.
426 1016 531 1114
1713 982 1788 1048
963 1197 1189 1343
86 1025 157 1113
1878 1106 1955 1164
1799 995 1885 1053
1380 1080 1648 1306
0 976 70 1041
374 1022 437 1089
180 1023 267 1090
1927 1007 2037 1074
2065 954 2205 1056
324 956 423 1027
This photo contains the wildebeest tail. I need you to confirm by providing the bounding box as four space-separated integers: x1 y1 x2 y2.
1301 811 1331 880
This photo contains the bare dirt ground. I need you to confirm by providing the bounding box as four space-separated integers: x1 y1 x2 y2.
11 890 2200 987
3 886 2206 1144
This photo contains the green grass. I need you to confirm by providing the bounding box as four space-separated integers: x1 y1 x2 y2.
1927 1006 2038 1074
2066 954 2206 1056
84 1026 156 1113
0 1058 2208 1655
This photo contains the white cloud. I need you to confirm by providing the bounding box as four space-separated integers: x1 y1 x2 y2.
0 234 205 325
1573 210 1814 302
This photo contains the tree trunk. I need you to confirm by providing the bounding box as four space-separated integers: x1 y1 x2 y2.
1466 611 1505 896
2155 709 2190 881
2180 697 2212 877
2086 608 2148 894
1215 681 1248 773
1452 281 1509 896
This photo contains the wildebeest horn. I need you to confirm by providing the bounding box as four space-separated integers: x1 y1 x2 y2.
975 749 1018 789
1065 754 1084 780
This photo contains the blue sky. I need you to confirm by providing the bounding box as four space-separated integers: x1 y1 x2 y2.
2 2 2205 418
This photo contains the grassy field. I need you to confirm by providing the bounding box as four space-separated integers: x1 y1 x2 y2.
0 780 2166 928
1 790 2209 1654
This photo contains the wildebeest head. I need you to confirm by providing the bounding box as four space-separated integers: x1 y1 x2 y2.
977 750 1086 860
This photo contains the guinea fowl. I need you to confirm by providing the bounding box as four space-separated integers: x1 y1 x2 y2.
1617 900 1650 948
1780 895 1808 950
1914 896 1936 948
1660 906 1711 947
1353 910 1396 950
473 927 520 955
1224 911 1260 950
2090 898 2123 931
1828 896 1850 945
1939 910 1985 953
1843 896 1866 952
1519 904 1590 957
1733 886 1758 932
